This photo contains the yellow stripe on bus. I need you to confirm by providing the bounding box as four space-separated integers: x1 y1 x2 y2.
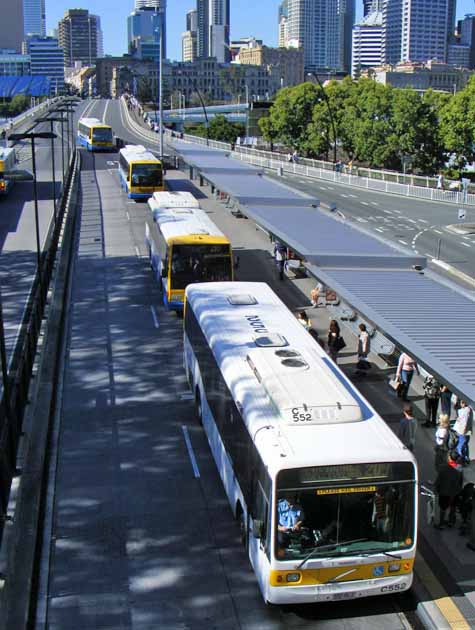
415 554 471 630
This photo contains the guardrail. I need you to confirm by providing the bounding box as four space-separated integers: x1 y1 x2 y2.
0 98 59 136
0 147 78 549
167 130 475 206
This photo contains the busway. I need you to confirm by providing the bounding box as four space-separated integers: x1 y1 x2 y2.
166 136 475 408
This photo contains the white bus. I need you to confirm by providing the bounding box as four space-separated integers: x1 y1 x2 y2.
118 145 165 199
184 282 418 605
146 191 233 310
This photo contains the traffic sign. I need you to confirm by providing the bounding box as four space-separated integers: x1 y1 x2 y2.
458 208 466 220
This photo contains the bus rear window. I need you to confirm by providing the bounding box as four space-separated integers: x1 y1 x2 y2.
131 163 162 187
171 244 232 289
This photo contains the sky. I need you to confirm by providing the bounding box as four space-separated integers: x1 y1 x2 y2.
46 0 475 62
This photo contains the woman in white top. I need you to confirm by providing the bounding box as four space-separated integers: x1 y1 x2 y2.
434 414 450 472
355 323 371 375
396 352 419 401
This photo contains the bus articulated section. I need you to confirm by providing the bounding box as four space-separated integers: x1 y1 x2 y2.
77 117 113 151
118 145 165 199
145 191 233 311
183 281 418 605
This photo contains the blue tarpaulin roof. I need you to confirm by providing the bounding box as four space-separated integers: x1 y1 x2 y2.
0 76 51 97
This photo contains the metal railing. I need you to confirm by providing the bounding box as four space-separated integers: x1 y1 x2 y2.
167 130 475 206
0 148 78 546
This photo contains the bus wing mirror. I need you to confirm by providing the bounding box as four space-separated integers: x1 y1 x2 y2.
252 519 264 539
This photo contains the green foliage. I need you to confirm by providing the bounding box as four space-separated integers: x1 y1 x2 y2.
0 94 31 118
262 77 457 174
186 115 245 144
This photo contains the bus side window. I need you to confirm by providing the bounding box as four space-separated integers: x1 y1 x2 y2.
252 481 269 550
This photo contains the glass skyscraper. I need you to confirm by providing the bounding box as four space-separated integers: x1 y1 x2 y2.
382 0 455 64
287 0 355 73
197 0 230 63
23 0 46 37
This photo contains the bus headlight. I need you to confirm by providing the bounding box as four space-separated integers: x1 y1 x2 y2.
286 572 301 583
388 563 400 573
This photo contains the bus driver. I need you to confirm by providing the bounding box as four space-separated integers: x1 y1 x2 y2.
278 495 304 549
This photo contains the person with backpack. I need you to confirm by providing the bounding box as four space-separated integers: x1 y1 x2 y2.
327 319 345 363
423 374 441 427
453 400 473 466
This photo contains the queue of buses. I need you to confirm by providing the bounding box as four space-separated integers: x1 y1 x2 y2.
144 189 418 606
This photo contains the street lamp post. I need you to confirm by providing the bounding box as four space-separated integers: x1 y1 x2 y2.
35 116 67 224
56 105 76 168
48 107 66 184
194 88 209 146
9 131 57 285
307 71 338 163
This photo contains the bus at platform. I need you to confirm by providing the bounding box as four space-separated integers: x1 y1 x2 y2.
0 148 16 196
184 281 418 605
77 118 113 151
146 191 233 310
119 145 165 199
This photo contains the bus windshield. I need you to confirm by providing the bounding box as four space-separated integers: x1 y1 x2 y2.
275 463 415 561
131 163 162 187
170 244 232 289
92 128 112 142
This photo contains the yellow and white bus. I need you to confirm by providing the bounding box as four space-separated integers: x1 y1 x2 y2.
77 117 113 151
184 282 418 605
0 148 16 196
119 145 165 199
146 191 233 310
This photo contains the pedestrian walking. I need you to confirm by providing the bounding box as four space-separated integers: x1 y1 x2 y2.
434 451 464 528
396 352 419 401
439 384 452 418
434 414 450 472
436 173 444 190
274 243 286 281
453 400 473 466
287 152 292 162
327 319 345 363
296 311 311 331
355 323 371 375
310 282 324 308
423 374 441 427
292 150 298 163
397 403 417 451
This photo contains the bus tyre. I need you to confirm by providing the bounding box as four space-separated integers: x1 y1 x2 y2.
195 389 203 425
238 507 247 548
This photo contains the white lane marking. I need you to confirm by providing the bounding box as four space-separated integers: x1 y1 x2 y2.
408 219 417 224
393 209 402 214
349 194 357 198
299 180 307 184
150 306 159 328
340 193 348 198
103 99 110 124
361 201 369 206
182 426 200 478
127 201 136 205
135 246 140 257
424 252 433 257
126 211 130 221
371 201 378 206
418 219 429 224
375 228 384 233
383 209 393 214
462 235 471 240
434 229 443 235
461 242 471 248
320 186 327 190
326 186 334 190
398 240 408 245
356 217 368 223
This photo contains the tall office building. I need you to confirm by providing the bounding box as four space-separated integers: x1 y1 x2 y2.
25 35 64 93
182 9 198 62
352 10 383 77
363 0 382 15
58 9 98 67
459 14 475 68
128 5 166 61
197 0 230 62
278 0 289 48
382 0 454 65
287 0 355 73
23 0 46 37
0 0 24 52
92 15 104 58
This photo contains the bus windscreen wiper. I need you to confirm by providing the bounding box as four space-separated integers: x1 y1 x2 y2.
357 549 403 559
297 538 368 569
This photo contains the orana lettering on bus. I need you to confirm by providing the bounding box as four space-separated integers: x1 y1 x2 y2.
245 315 268 334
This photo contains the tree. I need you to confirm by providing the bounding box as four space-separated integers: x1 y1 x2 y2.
188 115 244 144
439 77 475 172
264 82 322 153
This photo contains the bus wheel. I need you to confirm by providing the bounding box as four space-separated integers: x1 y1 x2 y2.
237 505 247 548
195 388 203 425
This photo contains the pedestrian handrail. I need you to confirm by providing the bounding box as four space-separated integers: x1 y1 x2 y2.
168 129 475 205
